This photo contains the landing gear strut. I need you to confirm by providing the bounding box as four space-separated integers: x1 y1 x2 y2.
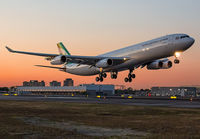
96 72 107 82
124 69 135 82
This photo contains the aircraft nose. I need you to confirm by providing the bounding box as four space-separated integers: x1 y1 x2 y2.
189 37 195 46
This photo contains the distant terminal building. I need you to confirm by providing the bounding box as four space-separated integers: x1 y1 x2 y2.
23 80 45 87
50 81 61 86
16 84 115 96
63 78 74 86
17 86 85 95
80 84 115 96
151 87 197 97
134 89 151 96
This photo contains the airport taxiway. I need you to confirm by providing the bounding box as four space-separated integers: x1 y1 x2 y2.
0 95 200 108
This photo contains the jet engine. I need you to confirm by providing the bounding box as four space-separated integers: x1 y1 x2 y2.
161 60 172 69
96 58 113 68
147 61 163 70
51 55 66 65
147 60 172 70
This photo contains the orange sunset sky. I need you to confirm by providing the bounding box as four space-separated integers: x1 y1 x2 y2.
0 0 200 89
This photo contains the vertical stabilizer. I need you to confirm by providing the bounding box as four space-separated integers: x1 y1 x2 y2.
57 42 71 55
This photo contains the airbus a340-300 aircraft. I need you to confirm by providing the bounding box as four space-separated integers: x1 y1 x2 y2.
6 33 194 83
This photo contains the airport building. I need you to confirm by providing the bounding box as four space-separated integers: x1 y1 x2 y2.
50 81 61 87
23 80 45 87
151 87 197 97
80 84 115 96
63 78 74 86
16 84 114 96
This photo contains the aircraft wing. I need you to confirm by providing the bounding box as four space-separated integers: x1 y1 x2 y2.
6 46 130 66
6 46 58 57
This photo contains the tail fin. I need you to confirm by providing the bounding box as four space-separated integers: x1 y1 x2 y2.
57 42 71 55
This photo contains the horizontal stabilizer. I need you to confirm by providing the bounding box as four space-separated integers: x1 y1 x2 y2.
35 65 65 69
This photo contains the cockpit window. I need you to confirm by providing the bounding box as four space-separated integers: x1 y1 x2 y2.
180 35 189 39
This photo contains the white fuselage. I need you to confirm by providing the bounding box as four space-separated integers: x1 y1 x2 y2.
65 34 194 76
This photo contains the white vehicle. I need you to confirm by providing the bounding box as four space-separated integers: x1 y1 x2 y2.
6 33 195 83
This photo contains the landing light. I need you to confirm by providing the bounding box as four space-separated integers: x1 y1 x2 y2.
128 95 133 99
96 95 101 98
175 52 181 58
170 96 177 99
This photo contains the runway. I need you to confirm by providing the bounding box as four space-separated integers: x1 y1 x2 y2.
0 95 200 108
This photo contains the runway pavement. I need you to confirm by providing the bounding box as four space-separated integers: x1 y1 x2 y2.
0 95 200 108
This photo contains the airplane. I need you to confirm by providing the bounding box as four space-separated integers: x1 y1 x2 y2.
6 33 195 83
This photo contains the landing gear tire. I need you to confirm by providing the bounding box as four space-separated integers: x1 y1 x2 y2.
96 77 100 82
99 77 103 82
102 73 107 78
174 59 180 64
111 73 117 79
128 77 132 82
131 74 136 78
124 77 129 82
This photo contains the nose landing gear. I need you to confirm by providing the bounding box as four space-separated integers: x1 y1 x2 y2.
174 52 181 64
174 59 180 64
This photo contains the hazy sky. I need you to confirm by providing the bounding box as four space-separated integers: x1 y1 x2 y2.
0 0 200 89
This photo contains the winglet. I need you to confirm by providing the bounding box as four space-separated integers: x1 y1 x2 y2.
5 46 14 52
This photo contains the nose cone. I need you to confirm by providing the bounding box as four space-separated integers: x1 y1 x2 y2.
189 37 195 46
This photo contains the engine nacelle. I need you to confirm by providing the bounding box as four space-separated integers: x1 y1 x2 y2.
147 60 173 70
96 59 113 68
147 61 163 70
161 61 172 69
51 55 66 65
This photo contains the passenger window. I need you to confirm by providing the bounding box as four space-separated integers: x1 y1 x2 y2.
175 37 179 40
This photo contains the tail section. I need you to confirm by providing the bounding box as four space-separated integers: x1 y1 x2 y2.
57 42 71 55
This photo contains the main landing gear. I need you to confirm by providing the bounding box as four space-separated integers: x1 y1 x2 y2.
124 69 136 82
95 69 136 83
96 73 107 82
111 71 118 79
96 71 118 82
